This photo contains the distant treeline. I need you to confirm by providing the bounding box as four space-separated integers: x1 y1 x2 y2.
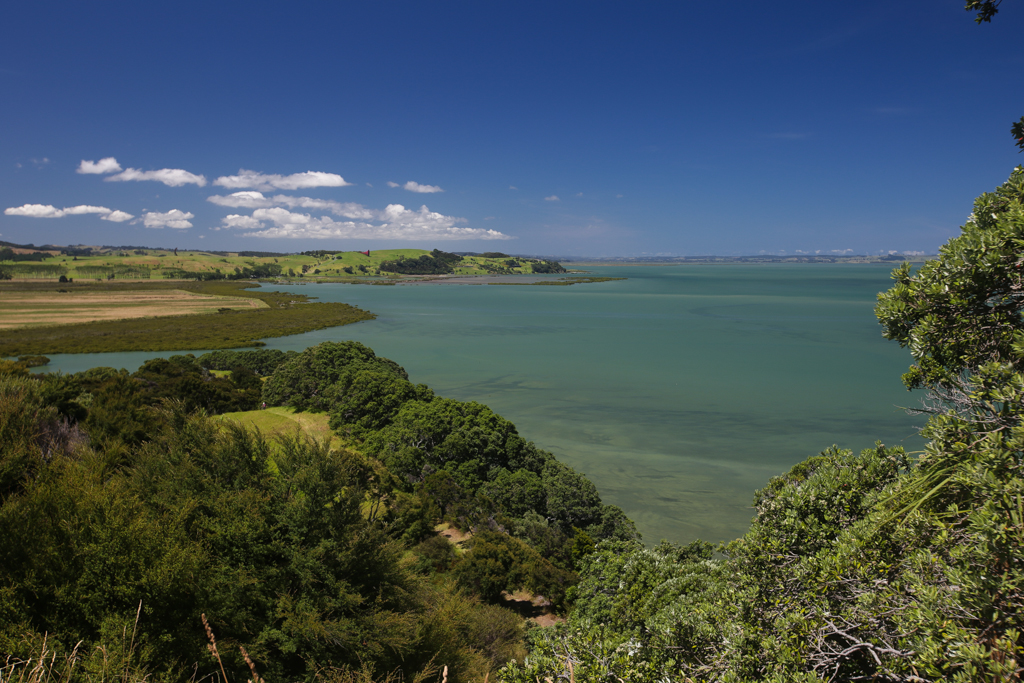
379 249 464 274
0 247 55 262
208 250 294 258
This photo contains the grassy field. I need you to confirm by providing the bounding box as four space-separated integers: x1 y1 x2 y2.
214 406 343 450
0 279 374 356
1 247 558 280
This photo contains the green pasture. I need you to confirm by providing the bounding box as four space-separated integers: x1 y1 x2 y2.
1 248 560 280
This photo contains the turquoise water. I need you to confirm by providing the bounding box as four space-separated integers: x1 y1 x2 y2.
35 265 922 544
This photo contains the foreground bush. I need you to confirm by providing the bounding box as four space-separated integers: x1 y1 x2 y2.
0 375 527 683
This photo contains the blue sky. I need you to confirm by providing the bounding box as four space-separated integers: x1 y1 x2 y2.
1 1 1020 256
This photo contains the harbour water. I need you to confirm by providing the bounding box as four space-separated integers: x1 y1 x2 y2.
36 264 923 544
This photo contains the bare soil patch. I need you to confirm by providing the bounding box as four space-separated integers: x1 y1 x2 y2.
501 590 564 626
435 523 473 547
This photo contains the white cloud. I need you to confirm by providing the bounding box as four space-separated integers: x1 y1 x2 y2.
280 196 377 220
101 210 134 222
403 181 443 193
509 186 518 190
224 203 510 241
207 191 275 209
63 205 113 215
107 167 207 187
5 204 64 218
213 169 351 191
77 157 122 174
207 192 377 220
143 209 194 229
222 214 264 229
387 181 400 188
4 203 133 221
544 195 560 201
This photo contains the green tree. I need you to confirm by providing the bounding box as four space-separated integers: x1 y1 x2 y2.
875 166 1024 422
327 368 433 437
262 341 408 412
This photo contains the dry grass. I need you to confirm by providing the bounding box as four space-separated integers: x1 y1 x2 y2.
0 603 149 683
0 290 265 330
0 638 85 683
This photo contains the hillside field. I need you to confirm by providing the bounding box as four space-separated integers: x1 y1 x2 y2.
213 406 343 451
0 247 560 280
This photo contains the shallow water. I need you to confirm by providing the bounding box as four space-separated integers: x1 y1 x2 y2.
35 264 922 544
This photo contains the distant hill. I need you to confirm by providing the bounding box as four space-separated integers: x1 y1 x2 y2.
1 246 566 281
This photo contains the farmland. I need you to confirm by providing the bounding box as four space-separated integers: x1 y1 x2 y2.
0 279 373 355
0 289 265 329
0 246 564 281
0 246 568 356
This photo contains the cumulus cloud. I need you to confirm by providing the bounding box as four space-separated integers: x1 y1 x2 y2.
403 181 443 193
5 204 64 218
77 157 123 174
221 203 510 241
107 167 207 187
5 203 134 221
101 210 134 222
544 195 560 201
222 214 264 229
63 205 113 215
387 181 400 188
143 209 194 229
207 191 275 209
208 192 377 220
213 169 351 191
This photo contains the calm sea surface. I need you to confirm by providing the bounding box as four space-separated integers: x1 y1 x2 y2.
36 264 923 544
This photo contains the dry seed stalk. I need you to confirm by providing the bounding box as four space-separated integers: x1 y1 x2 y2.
239 647 262 683
201 614 230 683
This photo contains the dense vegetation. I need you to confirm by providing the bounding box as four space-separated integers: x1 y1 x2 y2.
0 340 635 683
522 260 565 274
378 249 465 275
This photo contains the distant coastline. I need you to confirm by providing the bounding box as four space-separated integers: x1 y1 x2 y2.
559 254 935 266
